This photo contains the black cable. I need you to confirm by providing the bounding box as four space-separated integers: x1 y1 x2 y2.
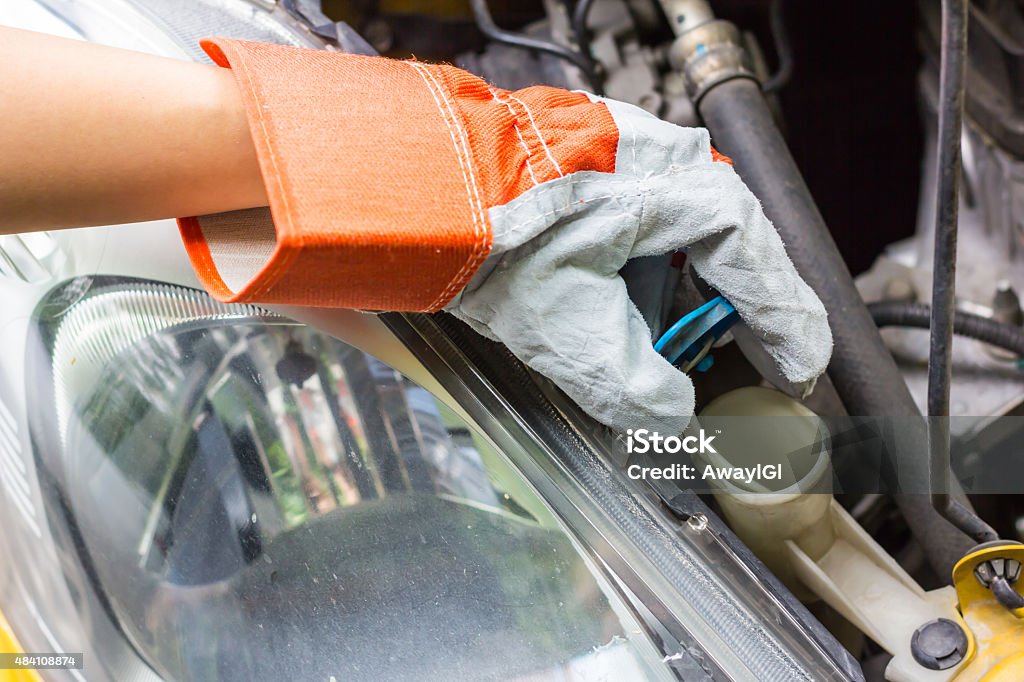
761 0 793 94
927 0 998 544
868 301 1024 357
929 0 967 421
469 0 602 92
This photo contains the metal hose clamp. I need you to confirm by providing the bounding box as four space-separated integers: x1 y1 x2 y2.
668 20 759 104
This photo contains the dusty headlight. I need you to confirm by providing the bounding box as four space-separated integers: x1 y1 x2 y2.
28 277 683 681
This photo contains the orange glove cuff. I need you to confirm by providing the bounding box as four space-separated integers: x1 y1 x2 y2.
179 38 618 312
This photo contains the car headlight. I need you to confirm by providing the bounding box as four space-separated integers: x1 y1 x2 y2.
22 272 860 681
29 276 680 681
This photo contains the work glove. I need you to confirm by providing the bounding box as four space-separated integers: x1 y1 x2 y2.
180 38 832 435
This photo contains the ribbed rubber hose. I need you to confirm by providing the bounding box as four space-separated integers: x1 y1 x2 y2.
698 78 975 578
870 301 1024 357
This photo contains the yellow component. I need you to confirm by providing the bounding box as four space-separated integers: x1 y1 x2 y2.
0 608 42 682
980 652 1024 682
952 544 1024 682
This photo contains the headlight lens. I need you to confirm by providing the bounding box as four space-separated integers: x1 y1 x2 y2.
30 277 676 681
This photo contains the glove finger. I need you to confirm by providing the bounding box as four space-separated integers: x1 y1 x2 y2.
636 166 832 385
455 253 695 435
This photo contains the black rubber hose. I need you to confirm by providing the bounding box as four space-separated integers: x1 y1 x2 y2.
870 301 1024 357
697 77 976 576
699 81 913 419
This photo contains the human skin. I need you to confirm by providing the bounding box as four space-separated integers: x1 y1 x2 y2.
0 26 267 234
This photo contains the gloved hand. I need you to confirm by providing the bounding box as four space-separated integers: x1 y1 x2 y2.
179 38 832 435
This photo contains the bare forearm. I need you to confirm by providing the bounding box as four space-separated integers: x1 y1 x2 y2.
0 27 266 234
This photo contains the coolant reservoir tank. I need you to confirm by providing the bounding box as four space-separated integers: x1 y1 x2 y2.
698 387 833 598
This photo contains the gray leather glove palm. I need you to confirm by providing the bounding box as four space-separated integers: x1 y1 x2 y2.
446 96 832 435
